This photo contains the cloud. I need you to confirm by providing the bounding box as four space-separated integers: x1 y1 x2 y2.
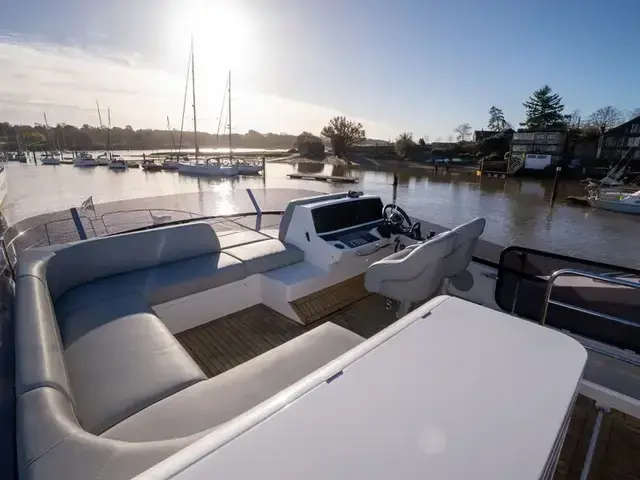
0 33 396 138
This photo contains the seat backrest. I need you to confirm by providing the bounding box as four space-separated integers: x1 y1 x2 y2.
444 217 486 278
365 231 457 303
278 193 349 241
45 222 221 301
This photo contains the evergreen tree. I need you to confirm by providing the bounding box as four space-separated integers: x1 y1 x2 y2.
521 85 565 129
487 106 507 131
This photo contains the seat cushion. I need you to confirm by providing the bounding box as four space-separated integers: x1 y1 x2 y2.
225 239 304 275
15 276 73 401
218 230 270 249
55 252 246 320
46 221 221 302
62 296 206 434
102 322 364 442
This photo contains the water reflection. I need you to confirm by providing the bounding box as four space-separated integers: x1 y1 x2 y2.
296 162 324 175
1 163 638 266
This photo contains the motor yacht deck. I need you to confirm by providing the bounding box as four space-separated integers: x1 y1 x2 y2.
3 190 640 479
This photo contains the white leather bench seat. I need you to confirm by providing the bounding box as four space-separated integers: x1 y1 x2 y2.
62 294 206 434
14 221 335 480
102 322 364 442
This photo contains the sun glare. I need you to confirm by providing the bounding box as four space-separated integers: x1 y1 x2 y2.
177 0 253 71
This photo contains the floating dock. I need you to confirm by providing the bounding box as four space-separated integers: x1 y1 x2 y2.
287 173 358 183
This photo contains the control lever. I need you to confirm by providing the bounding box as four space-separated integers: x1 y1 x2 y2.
427 230 436 239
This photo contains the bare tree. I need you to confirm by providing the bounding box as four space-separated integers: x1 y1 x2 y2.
564 109 582 130
447 135 454 142
320 116 366 155
453 123 472 142
587 106 623 133
627 108 640 121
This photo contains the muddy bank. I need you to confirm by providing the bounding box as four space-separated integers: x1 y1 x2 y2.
267 153 478 174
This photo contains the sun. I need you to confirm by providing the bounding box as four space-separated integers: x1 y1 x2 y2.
181 0 253 71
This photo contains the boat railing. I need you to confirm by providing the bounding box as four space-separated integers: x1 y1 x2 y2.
0 187 318 278
98 208 204 235
540 268 640 329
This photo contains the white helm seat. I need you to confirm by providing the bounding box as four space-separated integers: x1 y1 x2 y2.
445 217 486 291
364 231 457 316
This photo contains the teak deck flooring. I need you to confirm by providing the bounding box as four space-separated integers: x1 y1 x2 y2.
175 277 640 480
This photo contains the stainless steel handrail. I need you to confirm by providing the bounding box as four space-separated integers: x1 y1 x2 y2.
540 268 640 326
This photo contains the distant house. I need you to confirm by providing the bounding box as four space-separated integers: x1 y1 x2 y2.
598 115 640 167
511 130 566 166
474 130 496 142
430 142 456 151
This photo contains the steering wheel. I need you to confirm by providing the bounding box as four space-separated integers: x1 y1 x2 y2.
383 204 413 230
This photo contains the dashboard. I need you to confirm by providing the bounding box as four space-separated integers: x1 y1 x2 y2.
312 198 384 234
282 194 394 268
312 197 384 249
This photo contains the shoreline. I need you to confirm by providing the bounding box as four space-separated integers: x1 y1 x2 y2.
267 153 479 175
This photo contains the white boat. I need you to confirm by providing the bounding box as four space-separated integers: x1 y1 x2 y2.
95 153 110 166
0 163 7 206
162 155 186 170
236 162 263 175
73 154 97 167
107 155 128 170
39 154 60 165
3 189 640 479
589 189 640 214
178 159 238 177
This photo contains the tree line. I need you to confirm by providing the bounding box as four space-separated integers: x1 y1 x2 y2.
0 122 303 151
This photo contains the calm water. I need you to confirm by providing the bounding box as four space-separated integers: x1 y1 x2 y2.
2 161 639 267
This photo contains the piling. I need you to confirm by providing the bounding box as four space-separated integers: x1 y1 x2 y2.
262 156 266 177
550 166 562 206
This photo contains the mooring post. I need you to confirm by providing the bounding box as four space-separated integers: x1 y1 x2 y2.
550 166 562 206
69 207 87 240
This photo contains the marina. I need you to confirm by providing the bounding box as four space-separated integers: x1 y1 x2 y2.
2 160 639 268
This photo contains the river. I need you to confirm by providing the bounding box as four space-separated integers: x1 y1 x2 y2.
2 159 639 267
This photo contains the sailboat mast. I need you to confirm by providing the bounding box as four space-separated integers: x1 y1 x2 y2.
227 70 232 162
191 36 199 159
43 113 51 156
107 108 112 155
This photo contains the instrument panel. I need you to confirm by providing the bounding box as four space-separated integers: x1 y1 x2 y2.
311 197 384 235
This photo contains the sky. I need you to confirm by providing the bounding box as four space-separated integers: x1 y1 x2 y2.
1 0 639 140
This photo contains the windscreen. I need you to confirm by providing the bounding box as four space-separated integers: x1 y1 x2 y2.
312 198 384 234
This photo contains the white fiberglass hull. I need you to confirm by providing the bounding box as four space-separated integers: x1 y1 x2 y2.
237 164 262 175
73 159 97 167
589 197 640 214
108 160 128 170
40 157 60 165
178 163 239 177
0 165 7 206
